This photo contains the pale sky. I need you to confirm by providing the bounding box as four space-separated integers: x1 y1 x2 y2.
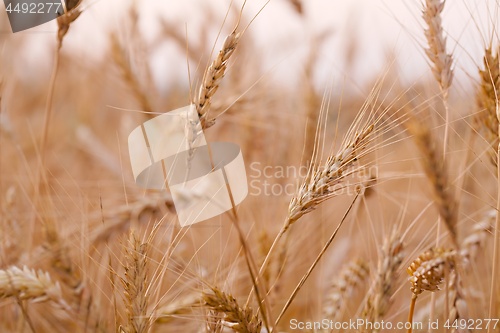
4 0 500 96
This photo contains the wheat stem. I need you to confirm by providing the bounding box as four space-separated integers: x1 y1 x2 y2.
488 137 500 332
407 294 417 333
272 193 358 330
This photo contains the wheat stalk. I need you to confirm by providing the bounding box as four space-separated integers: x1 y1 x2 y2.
0 266 63 304
287 123 374 228
476 47 500 166
195 30 241 129
121 230 150 333
422 0 453 156
34 2 84 296
203 287 262 333
422 0 453 93
272 194 359 330
253 103 380 311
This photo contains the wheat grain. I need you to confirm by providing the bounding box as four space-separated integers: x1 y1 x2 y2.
407 247 455 296
406 247 456 333
422 0 453 157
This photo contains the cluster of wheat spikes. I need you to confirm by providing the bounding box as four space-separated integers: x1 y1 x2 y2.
2 0 500 332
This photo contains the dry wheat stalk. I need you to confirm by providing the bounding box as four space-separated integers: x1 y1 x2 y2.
361 229 404 332
409 120 458 247
36 3 83 293
195 30 241 129
121 231 150 333
203 287 262 333
257 230 288 294
422 0 453 157
287 123 374 228
0 266 63 304
273 194 360 328
422 0 453 93
476 47 500 166
254 113 378 308
323 259 369 322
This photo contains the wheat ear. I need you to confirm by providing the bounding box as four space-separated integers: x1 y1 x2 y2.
422 0 453 154
121 230 150 333
287 123 374 227
407 247 456 333
323 259 369 322
57 1 82 48
0 266 64 305
409 120 458 247
195 30 241 129
254 117 376 308
361 229 404 333
476 47 500 166
422 0 453 94
203 287 262 333
489 66 500 333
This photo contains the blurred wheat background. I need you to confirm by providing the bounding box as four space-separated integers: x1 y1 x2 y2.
0 0 500 332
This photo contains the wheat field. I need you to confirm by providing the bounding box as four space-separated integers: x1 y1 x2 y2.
0 0 499 332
